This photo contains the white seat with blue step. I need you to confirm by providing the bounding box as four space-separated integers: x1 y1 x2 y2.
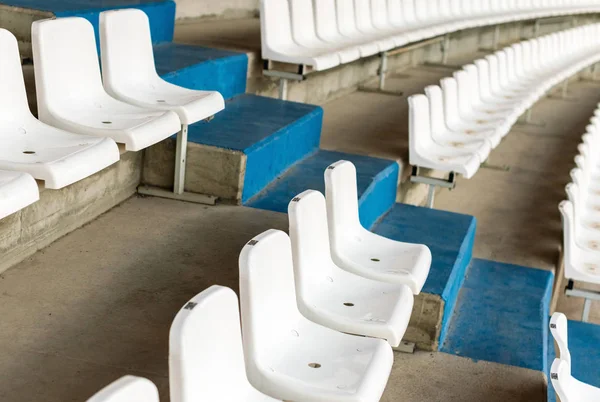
0 170 38 220
288 189 414 347
87 376 159 402
550 312 600 402
169 285 279 401
324 160 432 294
239 229 393 402
99 8 226 195
32 17 181 153
0 28 119 189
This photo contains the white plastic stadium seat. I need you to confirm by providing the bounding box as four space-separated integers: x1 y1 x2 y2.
550 312 571 368
0 29 119 189
0 171 38 220
288 189 414 346
559 200 600 284
260 0 340 71
169 285 279 402
87 376 159 402
324 160 432 294
32 17 181 152
261 0 600 72
239 229 393 402
410 24 600 178
408 94 482 178
551 359 600 402
99 9 225 125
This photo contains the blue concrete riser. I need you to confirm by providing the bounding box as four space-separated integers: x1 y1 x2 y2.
442 259 554 373
155 44 248 100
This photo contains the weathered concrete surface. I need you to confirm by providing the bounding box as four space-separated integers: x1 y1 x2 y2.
404 293 444 351
0 151 142 274
383 351 547 402
0 196 546 401
142 139 246 202
175 0 258 20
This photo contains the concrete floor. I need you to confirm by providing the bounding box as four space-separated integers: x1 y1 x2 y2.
0 196 547 401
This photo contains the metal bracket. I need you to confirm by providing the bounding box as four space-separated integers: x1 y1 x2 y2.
393 340 416 354
410 166 456 208
565 280 600 322
263 61 307 100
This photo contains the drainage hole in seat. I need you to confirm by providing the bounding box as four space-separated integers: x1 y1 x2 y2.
308 363 321 369
156 99 166 103
23 151 35 155
371 258 380 262
102 121 112 125
343 302 354 307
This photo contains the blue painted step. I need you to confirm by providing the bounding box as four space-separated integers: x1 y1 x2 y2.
1 0 176 43
547 318 600 402
372 204 477 345
155 43 248 100
442 259 554 373
246 150 399 229
186 94 323 203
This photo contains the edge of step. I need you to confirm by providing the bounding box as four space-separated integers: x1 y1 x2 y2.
155 43 248 100
372 204 477 348
441 258 554 373
246 149 399 229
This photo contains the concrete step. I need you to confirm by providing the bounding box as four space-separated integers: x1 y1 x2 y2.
0 0 176 57
442 259 554 374
143 94 323 203
372 204 477 350
246 150 399 229
547 318 600 402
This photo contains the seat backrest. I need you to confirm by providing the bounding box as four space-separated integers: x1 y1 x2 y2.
424 85 447 135
32 17 106 119
372 0 390 30
0 29 32 122
170 285 264 402
100 9 159 96
260 0 294 52
550 359 575 402
239 229 300 382
290 0 319 47
87 376 159 402
401 0 417 26
440 77 462 127
354 0 375 32
550 312 572 370
475 59 493 100
314 0 340 41
408 94 436 157
336 0 359 36
453 71 473 120
463 64 482 105
288 190 336 292
387 0 405 26
324 160 362 238
559 200 580 280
